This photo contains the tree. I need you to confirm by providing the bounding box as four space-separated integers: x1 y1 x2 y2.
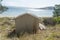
0 0 8 14
53 5 60 17
53 5 60 24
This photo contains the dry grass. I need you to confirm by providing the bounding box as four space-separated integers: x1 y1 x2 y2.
0 17 60 40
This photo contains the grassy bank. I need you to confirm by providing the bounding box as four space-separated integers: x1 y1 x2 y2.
0 17 60 40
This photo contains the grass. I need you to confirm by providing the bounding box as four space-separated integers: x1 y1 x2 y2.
0 17 60 40
0 18 4 22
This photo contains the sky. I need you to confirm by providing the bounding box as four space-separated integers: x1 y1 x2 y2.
2 0 60 8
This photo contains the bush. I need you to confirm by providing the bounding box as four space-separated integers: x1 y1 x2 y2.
53 17 60 24
43 18 56 26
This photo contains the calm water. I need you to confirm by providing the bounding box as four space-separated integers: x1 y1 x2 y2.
0 7 54 17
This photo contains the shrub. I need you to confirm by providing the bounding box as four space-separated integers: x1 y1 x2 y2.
43 18 56 26
53 17 60 24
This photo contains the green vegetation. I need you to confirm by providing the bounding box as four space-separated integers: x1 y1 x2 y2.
53 17 60 24
53 5 60 17
0 0 8 14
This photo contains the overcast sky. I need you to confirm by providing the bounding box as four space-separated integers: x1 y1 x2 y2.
2 0 60 8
